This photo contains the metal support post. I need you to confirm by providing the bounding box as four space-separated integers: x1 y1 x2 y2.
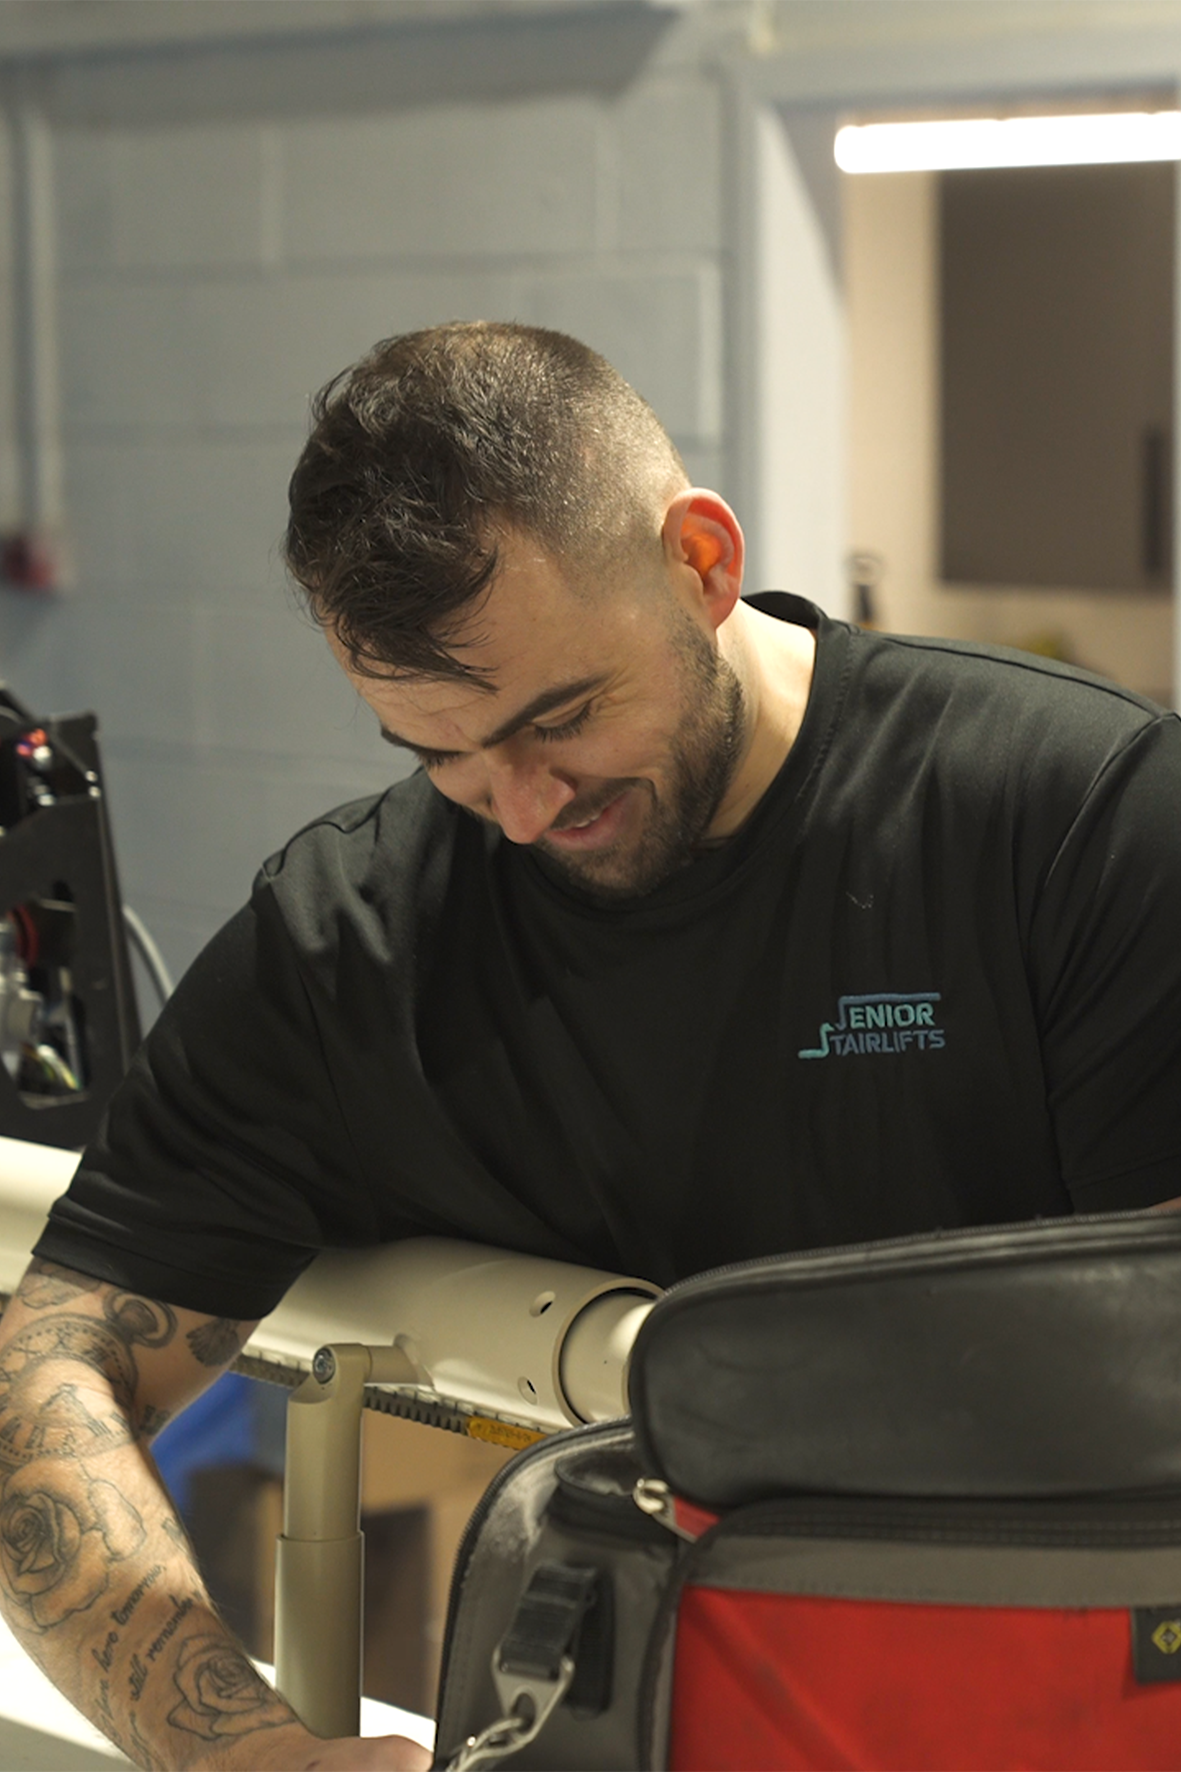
274 1342 414 1739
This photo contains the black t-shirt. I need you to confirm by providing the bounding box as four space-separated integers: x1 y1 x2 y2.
37 597 1181 1317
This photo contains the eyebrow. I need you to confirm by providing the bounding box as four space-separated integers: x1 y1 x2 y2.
379 675 610 760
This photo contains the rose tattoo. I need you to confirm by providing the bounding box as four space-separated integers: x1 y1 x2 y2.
168 1636 291 1739
0 1457 145 1630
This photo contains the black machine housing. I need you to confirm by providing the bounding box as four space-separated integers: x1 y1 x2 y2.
0 683 140 1147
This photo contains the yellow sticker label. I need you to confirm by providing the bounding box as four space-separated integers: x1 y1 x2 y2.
1152 1620 1181 1655
466 1416 546 1451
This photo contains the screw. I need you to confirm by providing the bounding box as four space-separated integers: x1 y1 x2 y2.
312 1347 336 1385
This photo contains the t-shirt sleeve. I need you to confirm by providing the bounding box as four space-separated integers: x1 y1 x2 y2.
34 880 380 1319
1028 712 1181 1212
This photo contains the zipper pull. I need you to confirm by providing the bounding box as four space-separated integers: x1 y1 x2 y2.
633 1476 715 1541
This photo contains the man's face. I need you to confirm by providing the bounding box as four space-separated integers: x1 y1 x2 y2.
330 533 747 901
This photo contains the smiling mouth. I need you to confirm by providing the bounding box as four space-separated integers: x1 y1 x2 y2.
560 805 613 831
552 789 623 830
545 791 630 849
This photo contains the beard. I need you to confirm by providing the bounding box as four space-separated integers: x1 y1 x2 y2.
532 611 748 903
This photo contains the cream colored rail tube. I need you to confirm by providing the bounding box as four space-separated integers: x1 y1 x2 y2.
0 1153 660 1433
254 1237 660 1430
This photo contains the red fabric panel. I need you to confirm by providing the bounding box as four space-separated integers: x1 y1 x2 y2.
668 1587 1181 1770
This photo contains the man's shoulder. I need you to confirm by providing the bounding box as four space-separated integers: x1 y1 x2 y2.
252 771 469 942
851 624 1175 761
764 595 1173 767
264 769 447 861
808 621 1181 844
870 626 1163 715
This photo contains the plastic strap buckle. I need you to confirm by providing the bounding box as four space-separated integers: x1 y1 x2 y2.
444 1564 597 1771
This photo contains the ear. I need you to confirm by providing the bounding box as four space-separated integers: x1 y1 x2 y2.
661 489 745 630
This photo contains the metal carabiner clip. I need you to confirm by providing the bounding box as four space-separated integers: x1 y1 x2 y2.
445 1652 575 1771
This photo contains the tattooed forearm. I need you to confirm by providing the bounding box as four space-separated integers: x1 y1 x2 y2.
0 1379 133 1471
185 1317 244 1368
0 1284 187 1474
0 1318 137 1471
111 1562 164 1627
145 1592 196 1663
93 1626 118 1671
95 1675 134 1762
128 1710 164 1771
0 1456 146 1631
17 1261 103 1311
129 1649 148 1701
168 1634 293 1741
0 1276 308 1772
161 1513 193 1556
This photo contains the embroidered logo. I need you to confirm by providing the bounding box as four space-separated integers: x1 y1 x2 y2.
798 992 945 1059
1133 1606 1181 1683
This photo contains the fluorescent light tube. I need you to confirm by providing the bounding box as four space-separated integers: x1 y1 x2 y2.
835 112 1181 174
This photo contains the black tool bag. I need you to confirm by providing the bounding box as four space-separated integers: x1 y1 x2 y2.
432 1211 1181 1772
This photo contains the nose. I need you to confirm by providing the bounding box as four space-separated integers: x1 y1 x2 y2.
483 751 577 845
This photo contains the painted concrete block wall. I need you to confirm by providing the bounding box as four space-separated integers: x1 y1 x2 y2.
0 13 729 996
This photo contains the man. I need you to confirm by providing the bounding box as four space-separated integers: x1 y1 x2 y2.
1 321 1179 1770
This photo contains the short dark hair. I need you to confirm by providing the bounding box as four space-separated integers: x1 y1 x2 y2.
284 321 688 681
